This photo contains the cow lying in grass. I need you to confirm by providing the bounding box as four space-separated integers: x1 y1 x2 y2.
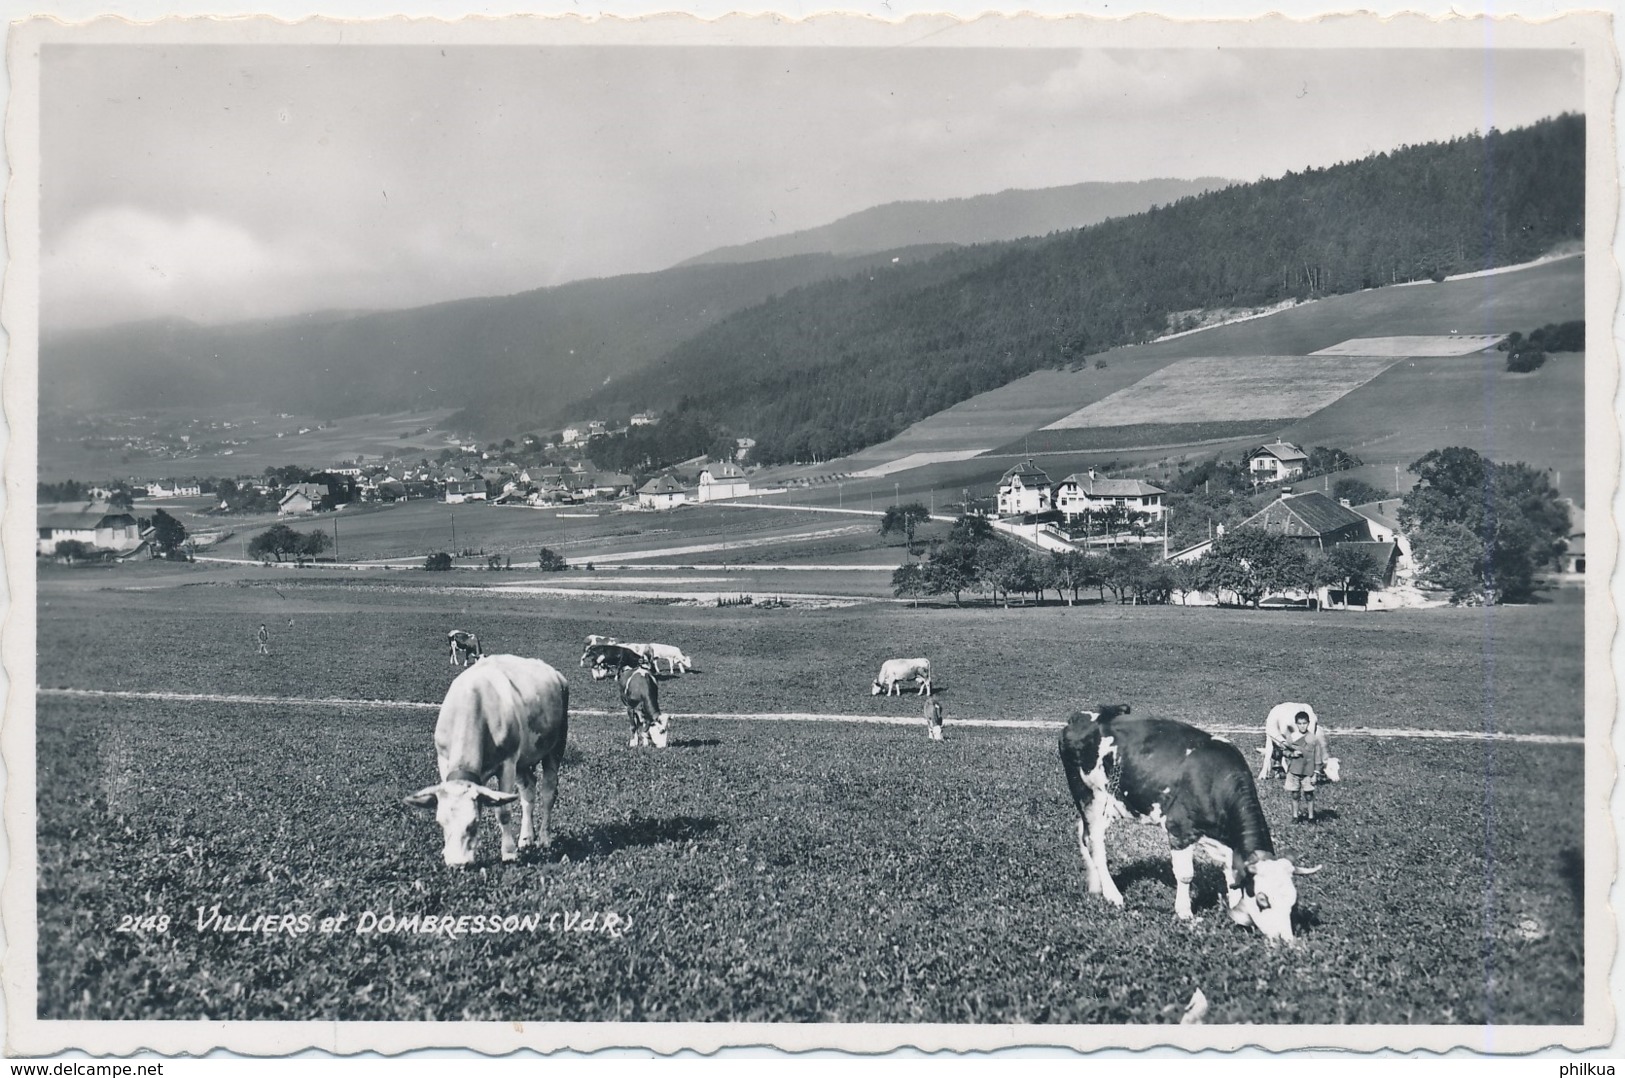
404 655 569 866
1059 704 1322 942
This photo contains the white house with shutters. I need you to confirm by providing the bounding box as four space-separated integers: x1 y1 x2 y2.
1054 471 1167 520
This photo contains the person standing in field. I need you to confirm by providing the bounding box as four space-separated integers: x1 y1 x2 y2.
257 623 271 655
1282 711 1328 823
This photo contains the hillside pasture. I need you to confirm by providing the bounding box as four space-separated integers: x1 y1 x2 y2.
1042 356 1404 430
31 574 1587 1026
1311 334 1503 357
814 255 1582 482
1280 351 1587 502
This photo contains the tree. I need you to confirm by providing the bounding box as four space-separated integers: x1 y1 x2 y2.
1169 559 1206 605
1399 447 1569 603
891 562 930 607
1320 544 1383 598
923 538 979 607
537 547 568 571
981 541 1038 607
247 523 302 563
424 552 454 572
53 539 94 564
879 503 934 557
298 530 331 560
1412 521 1489 602
151 509 189 558
1200 529 1309 607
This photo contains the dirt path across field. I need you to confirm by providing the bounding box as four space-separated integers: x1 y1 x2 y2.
37 687 1583 744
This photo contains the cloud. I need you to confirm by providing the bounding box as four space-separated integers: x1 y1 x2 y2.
43 207 372 328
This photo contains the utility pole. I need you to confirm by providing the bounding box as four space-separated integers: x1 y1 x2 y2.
894 482 899 507
450 503 457 550
333 512 339 563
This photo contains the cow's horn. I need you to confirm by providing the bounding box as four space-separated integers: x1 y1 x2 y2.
1293 863 1325 876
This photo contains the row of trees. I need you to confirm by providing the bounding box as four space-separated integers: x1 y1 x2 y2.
1501 319 1584 373
887 514 1386 609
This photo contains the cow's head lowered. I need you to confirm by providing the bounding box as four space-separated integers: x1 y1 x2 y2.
1229 851 1323 942
403 778 519 867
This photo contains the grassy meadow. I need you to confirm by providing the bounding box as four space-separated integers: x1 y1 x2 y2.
31 568 1589 1024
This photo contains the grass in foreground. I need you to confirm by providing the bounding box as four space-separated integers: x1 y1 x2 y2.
36 698 1583 1024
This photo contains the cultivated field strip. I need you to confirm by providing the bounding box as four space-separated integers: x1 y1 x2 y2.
37 687 1583 744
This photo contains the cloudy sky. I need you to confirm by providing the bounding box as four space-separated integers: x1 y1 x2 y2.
40 43 1584 331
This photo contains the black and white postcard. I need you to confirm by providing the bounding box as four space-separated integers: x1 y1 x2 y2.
4 9 1618 1056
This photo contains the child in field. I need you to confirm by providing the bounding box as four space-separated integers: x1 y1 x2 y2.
257 623 271 655
1282 711 1328 823
924 699 943 741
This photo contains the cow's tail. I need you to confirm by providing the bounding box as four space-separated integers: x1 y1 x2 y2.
1058 712 1103 814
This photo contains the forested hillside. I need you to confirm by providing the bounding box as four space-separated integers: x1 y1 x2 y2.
678 177 1232 266
576 115 1583 466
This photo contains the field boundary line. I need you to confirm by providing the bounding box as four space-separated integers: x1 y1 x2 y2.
37 688 1583 744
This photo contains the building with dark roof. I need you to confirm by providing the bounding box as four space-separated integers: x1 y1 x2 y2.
997 460 1052 516
1055 471 1167 519
1248 442 1309 482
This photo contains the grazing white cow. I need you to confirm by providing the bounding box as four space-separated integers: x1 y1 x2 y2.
1259 703 1318 779
639 642 693 675
447 629 483 667
872 658 932 696
404 655 569 866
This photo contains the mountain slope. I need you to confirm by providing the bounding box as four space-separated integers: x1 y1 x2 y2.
572 115 1584 466
40 246 954 433
676 178 1233 266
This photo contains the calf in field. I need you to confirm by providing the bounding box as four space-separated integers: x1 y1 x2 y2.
1059 704 1322 942
447 629 484 667
924 699 943 741
872 658 932 696
404 655 569 866
618 663 669 748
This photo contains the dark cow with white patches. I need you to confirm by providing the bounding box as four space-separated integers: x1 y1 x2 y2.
579 635 617 667
404 655 569 866
1059 704 1321 942
447 629 483 667
582 642 652 682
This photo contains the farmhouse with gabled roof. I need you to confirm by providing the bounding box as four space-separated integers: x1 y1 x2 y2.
1248 442 1309 482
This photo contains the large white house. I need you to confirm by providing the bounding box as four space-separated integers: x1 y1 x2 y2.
696 462 751 502
997 460 1052 516
1054 471 1167 520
